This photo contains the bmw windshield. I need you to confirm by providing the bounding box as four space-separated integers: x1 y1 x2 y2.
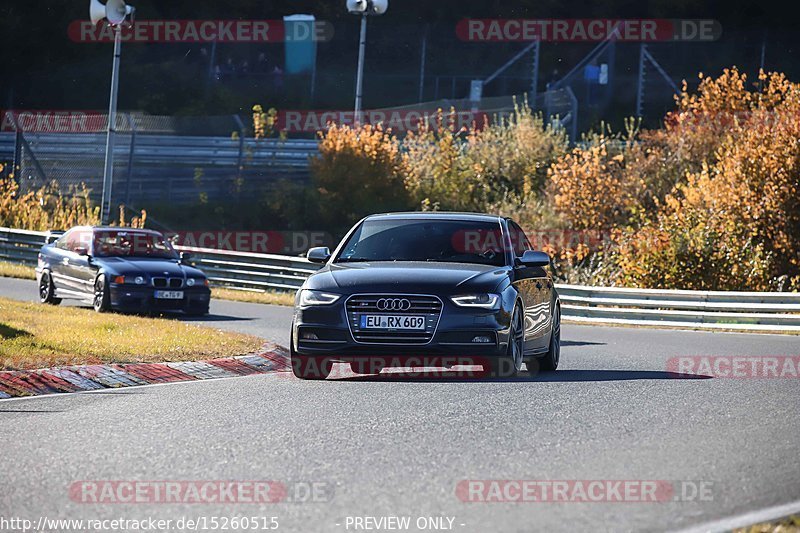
334 218 506 267
92 230 178 260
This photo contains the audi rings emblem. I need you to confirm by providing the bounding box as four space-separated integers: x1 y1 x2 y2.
377 298 411 311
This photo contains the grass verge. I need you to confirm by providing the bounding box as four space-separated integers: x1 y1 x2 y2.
0 261 35 280
734 515 800 533
211 287 295 306
0 297 264 371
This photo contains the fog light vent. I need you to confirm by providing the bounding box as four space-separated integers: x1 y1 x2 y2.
471 335 492 343
301 332 319 340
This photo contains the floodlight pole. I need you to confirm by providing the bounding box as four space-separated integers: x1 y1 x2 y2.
100 25 122 225
353 14 368 125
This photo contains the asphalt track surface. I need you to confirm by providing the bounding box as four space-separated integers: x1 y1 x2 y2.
1 276 799 532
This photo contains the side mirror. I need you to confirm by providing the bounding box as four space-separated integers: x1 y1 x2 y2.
307 247 331 264
519 250 550 267
180 251 193 264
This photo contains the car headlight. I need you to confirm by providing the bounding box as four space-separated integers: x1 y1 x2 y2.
134 276 145 285
122 275 146 285
186 278 196 287
298 290 341 306
451 293 501 309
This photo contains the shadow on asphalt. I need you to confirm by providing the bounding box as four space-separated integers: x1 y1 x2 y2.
170 313 254 323
561 340 606 347
332 369 713 383
68 306 255 323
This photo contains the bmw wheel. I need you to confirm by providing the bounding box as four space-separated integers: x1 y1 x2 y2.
93 275 111 313
38 270 61 305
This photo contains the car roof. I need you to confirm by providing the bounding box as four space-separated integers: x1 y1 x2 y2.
364 212 504 223
89 226 163 234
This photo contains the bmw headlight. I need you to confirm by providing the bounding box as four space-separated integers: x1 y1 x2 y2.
299 290 341 306
186 278 196 287
451 293 501 309
134 276 145 285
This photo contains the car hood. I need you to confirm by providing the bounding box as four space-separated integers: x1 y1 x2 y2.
96 257 204 278
306 261 508 294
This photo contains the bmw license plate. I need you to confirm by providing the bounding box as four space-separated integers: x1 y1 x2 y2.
155 290 184 300
360 315 426 330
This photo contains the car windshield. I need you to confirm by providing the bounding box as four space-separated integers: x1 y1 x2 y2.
92 230 178 259
335 218 506 266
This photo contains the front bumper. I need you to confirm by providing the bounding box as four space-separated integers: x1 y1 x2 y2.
292 297 512 360
109 284 211 313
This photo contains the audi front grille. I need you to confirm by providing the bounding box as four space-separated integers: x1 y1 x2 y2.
345 294 443 344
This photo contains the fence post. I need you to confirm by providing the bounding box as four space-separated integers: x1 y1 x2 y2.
124 113 136 206
566 86 578 143
13 128 22 187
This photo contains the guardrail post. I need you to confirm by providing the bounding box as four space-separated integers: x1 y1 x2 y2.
232 114 246 187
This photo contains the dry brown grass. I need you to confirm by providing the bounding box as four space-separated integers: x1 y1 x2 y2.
0 261 35 280
0 297 264 370
211 287 295 307
734 515 800 533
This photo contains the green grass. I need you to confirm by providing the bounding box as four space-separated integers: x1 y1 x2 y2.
0 297 264 371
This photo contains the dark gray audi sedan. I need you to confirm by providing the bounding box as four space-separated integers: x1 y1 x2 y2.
291 212 560 379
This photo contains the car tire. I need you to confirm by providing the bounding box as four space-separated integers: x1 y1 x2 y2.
290 333 333 380
38 270 61 305
93 275 111 313
350 360 384 375
538 303 561 372
291 355 333 380
490 304 524 378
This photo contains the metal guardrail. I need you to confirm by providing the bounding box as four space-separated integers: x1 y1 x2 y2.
2 227 799 332
5 131 318 205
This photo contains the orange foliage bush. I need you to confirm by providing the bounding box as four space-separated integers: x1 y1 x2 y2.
612 69 800 290
0 177 99 231
309 123 409 227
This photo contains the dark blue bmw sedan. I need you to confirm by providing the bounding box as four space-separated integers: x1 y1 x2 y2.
36 226 211 315
291 212 561 379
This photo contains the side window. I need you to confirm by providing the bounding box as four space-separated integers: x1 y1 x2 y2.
54 231 71 251
64 230 91 253
508 221 532 257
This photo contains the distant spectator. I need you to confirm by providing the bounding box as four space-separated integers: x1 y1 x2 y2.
272 66 284 92
222 57 236 79
239 60 250 78
256 52 270 73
